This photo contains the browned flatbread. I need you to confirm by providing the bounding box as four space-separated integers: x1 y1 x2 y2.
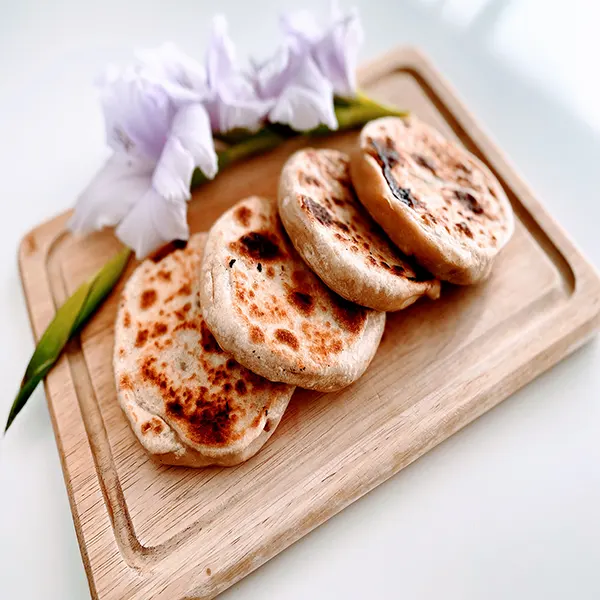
200 196 386 391
350 116 514 284
278 148 440 311
113 233 295 467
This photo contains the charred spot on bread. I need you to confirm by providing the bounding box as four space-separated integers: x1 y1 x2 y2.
141 417 164 435
250 325 265 344
151 322 168 337
454 190 484 215
234 205 253 227
368 137 401 167
140 289 157 310
234 231 281 261
165 390 234 446
149 239 187 263
178 282 192 297
330 294 367 335
135 328 149 347
301 194 352 235
287 289 315 316
301 195 333 225
369 139 421 209
274 328 300 350
119 373 133 390
200 321 223 353
413 153 437 173
299 172 322 187
455 222 474 238
235 379 247 395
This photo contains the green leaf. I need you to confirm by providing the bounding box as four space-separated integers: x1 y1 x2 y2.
213 128 257 146
5 247 131 433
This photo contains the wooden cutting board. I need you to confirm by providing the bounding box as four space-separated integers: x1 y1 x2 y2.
17 47 600 600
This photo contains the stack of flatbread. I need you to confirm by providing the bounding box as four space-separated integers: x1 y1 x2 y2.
114 116 514 467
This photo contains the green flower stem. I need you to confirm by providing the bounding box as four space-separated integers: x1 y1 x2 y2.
191 128 287 188
4 247 131 433
219 128 287 166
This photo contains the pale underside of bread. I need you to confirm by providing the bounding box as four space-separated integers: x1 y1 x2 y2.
200 196 386 391
113 233 294 467
278 148 440 311
350 116 515 284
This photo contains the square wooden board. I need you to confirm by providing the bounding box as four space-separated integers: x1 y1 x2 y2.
18 47 600 600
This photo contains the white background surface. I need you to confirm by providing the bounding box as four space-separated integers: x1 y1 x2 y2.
1 1 599 598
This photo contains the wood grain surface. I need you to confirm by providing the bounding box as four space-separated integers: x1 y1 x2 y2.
17 47 600 600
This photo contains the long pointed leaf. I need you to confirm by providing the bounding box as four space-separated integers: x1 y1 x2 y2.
5 247 131 433
21 283 91 384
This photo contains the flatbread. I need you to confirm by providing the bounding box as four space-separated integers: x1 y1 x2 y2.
200 196 386 391
350 116 514 284
278 148 440 311
113 233 295 467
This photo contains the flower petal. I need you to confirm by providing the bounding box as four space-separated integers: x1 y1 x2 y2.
68 153 154 234
202 15 270 132
279 3 364 98
115 188 189 259
152 103 218 201
280 9 321 43
135 42 209 101
253 39 337 131
314 7 363 97
252 42 299 100
205 14 237 87
268 55 337 131
100 65 176 161
206 75 271 133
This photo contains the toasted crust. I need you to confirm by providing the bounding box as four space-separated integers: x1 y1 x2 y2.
113 233 295 467
278 148 440 311
200 196 386 391
350 116 514 284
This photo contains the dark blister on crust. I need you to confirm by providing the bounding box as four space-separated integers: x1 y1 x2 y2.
368 139 421 209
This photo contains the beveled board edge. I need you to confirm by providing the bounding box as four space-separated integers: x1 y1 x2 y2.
16 47 600 600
